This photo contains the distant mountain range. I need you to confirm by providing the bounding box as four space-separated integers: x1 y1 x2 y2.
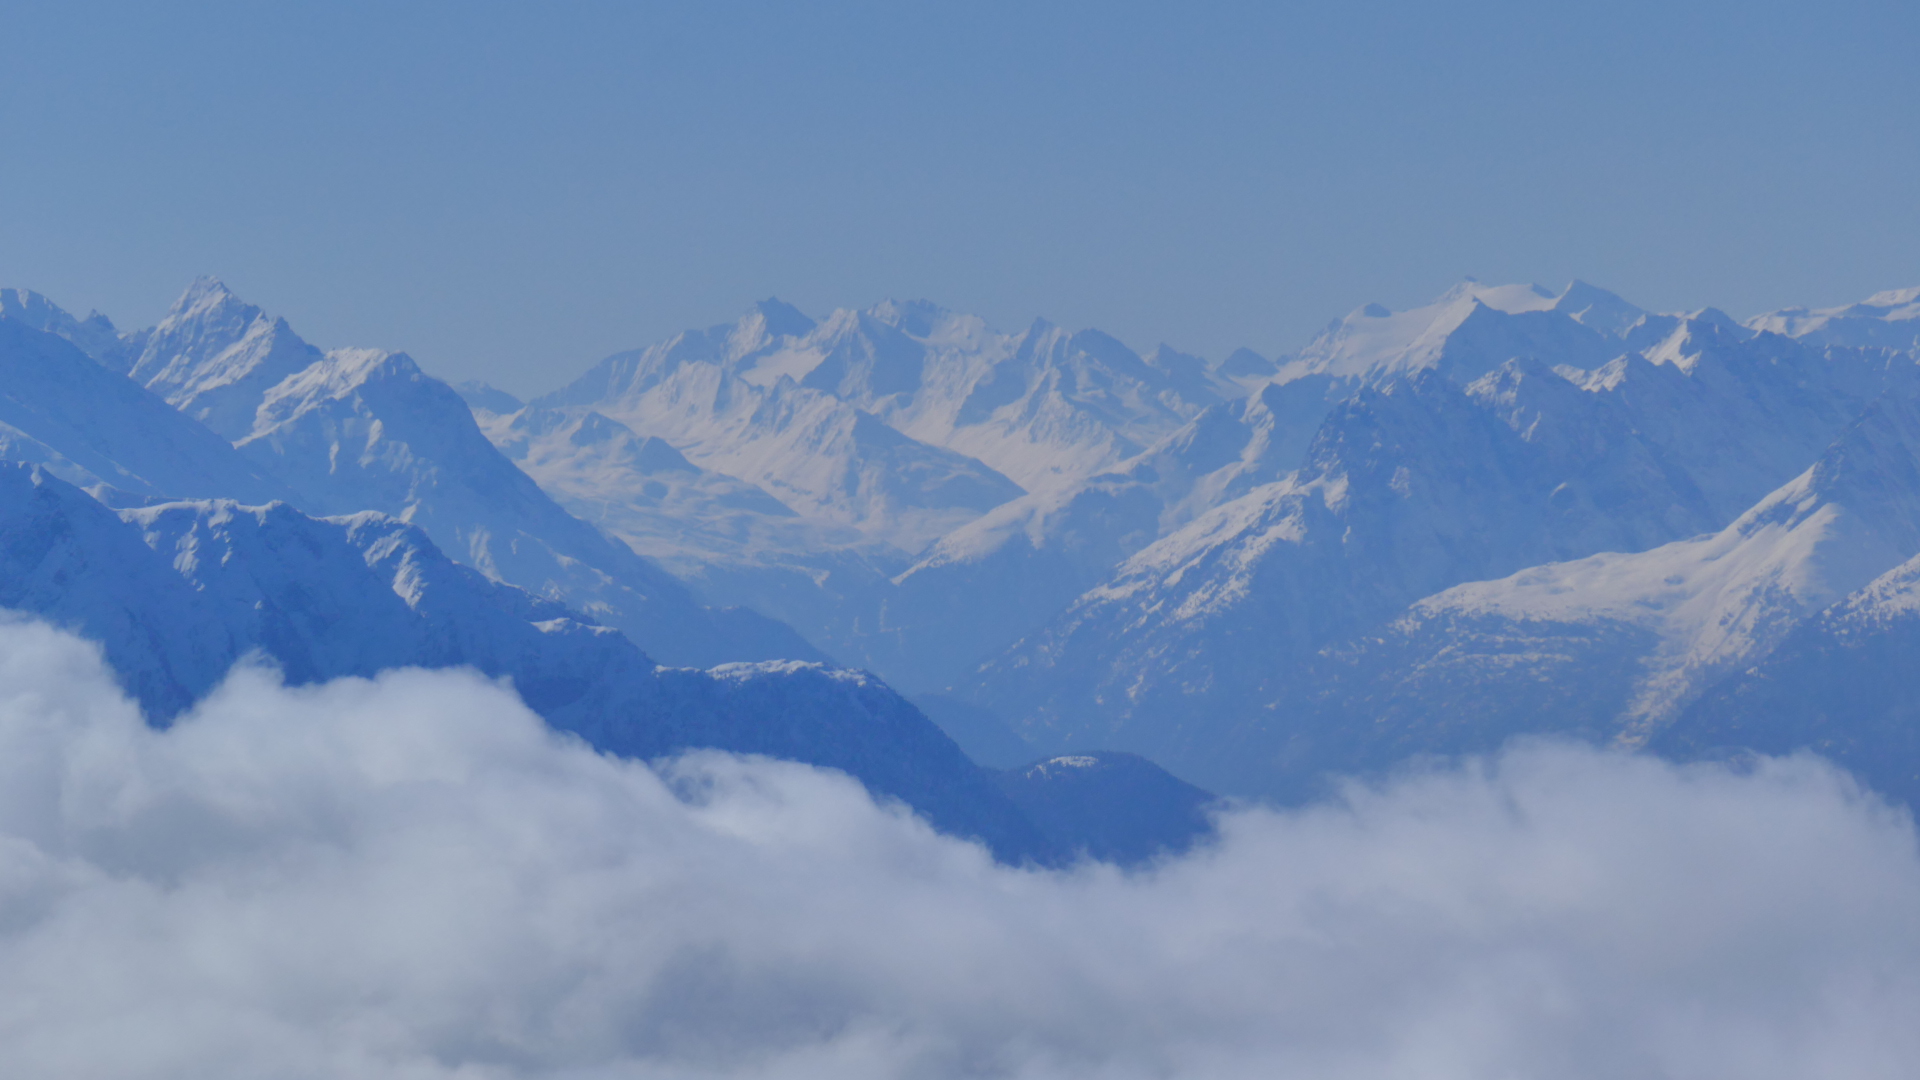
5 275 1919 847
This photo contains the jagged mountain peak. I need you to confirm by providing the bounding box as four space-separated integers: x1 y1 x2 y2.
0 462 1061 860
67 286 797 667
784 308 929 402
1818 549 1920 629
983 321 1163 393
1144 343 1206 374
1434 279 1559 312
1747 285 1920 352
127 279 325 439
0 286 71 326
1641 311 1758 369
1553 280 1648 337
1284 280 1621 384
1861 285 1920 310
1061 326 1155 375
626 433 698 473
1683 306 1747 333
1215 346 1277 380
1017 314 1061 342
1198 370 1920 797
1790 383 1920 538
864 297 950 337
1462 353 1586 414
0 316 291 505
744 296 816 340
172 274 235 310
0 287 135 369
149 275 265 347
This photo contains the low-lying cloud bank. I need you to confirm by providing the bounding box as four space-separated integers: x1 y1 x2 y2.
1 616 1918 1079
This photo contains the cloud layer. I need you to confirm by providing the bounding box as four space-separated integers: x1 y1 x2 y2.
1 615 1917 1079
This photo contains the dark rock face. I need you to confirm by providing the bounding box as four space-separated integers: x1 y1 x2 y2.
993 752 1218 866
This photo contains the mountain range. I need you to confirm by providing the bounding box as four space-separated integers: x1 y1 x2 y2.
5 273 1920 848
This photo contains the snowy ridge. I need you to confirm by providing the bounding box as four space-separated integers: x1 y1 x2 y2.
127 277 326 439
497 296 1273 686
97 286 821 668
963 310 1911 787
7 283 823 668
1653 535 1920 808
0 287 133 369
0 460 1053 860
480 401 909 671
228 341 818 667
1277 280 1651 385
1814 549 1920 626
535 316 1025 551
1414 380 1920 738
0 314 289 506
888 287 1811 697
919 319 1221 492
533 298 1232 538
1185 374 1920 800
495 283 1698 698
876 376 1347 689
1748 285 1920 352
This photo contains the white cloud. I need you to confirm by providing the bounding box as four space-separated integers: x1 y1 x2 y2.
0 614 1916 1078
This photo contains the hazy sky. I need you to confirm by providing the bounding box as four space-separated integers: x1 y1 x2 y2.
2 0 1915 395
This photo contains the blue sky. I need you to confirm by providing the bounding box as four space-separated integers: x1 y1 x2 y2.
1 0 1915 394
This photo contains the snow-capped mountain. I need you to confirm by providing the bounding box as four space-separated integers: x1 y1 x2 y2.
0 287 137 369
0 459 1056 861
0 312 288 506
1430 383 1920 735
2 279 1229 862
468 280 1920 781
1747 286 1920 353
490 297 1264 685
530 297 1239 529
529 300 1026 552
874 282 1742 693
887 316 1229 492
474 397 908 669
881 373 1349 689
481 403 825 564
17 282 820 669
121 276 329 440
496 283 1669 693
961 308 1910 788
1279 279 1652 385
1655 549 1920 805
1208 382 1920 800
